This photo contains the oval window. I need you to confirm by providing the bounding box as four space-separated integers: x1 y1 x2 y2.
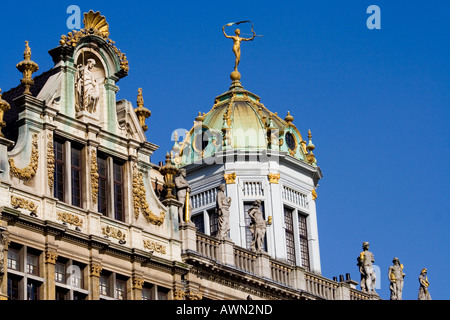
285 132 296 151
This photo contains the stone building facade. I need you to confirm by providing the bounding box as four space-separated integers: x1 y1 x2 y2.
0 11 378 300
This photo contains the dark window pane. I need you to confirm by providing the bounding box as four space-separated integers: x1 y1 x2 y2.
97 157 108 215
54 140 65 201
7 275 20 300
285 132 296 151
284 207 296 265
191 214 205 233
27 281 40 300
208 209 218 237
298 214 310 270
113 162 124 221
71 147 82 207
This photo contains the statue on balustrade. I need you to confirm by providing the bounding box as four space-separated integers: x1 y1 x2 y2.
388 257 405 300
418 268 432 300
357 241 377 294
248 200 271 252
216 184 231 239
174 168 192 224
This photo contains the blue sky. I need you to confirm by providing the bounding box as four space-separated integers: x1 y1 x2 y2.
0 1 449 300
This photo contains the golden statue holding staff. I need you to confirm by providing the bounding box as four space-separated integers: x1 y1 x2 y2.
222 21 260 80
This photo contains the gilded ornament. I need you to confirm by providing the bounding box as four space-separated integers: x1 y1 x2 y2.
101 225 126 243
143 239 167 254
134 88 151 132
133 164 165 225
90 264 102 277
312 189 317 201
90 149 99 204
57 211 83 227
224 172 236 184
9 133 39 181
0 89 11 137
11 195 38 216
268 172 280 184
16 41 39 95
47 133 55 189
45 251 58 264
132 277 145 290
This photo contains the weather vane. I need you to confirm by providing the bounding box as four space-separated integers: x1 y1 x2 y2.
222 21 262 82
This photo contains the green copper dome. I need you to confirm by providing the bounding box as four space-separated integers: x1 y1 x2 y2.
173 81 317 167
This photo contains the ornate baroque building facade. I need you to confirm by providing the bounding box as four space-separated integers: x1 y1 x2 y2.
0 11 378 300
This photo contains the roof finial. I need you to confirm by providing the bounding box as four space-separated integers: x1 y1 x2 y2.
285 111 294 123
134 88 151 132
16 40 39 95
306 129 317 165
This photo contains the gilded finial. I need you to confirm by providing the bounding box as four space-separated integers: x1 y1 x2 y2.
0 88 11 137
16 41 39 95
195 111 205 122
285 111 294 123
306 129 317 165
134 88 151 132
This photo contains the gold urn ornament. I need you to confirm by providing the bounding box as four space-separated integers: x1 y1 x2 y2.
16 41 39 95
134 88 151 132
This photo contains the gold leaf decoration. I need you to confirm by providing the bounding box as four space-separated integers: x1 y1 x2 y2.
83 11 109 38
9 133 39 181
90 149 99 204
132 164 165 226
47 133 54 189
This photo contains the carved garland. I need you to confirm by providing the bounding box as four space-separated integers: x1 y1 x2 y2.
9 133 39 181
11 195 37 215
47 133 55 189
101 225 126 242
132 164 165 226
57 211 83 227
90 149 99 204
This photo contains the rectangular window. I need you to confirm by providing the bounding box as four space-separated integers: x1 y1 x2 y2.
97 156 108 215
26 253 39 276
298 214 310 271
55 287 68 300
157 287 169 300
113 162 124 221
142 284 154 300
191 213 205 233
99 274 110 296
54 140 65 201
70 264 83 289
71 147 82 207
207 208 218 237
7 275 20 300
55 262 66 284
284 207 296 265
27 280 40 300
7 248 20 271
115 278 127 300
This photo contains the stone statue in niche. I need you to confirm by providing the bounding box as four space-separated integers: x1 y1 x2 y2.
388 257 405 300
75 58 100 113
357 241 377 294
248 200 271 252
216 184 231 239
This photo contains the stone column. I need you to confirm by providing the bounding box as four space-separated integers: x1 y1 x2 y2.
0 227 10 300
88 262 102 300
131 275 144 300
44 249 58 300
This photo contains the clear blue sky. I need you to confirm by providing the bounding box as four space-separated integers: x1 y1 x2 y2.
0 0 448 300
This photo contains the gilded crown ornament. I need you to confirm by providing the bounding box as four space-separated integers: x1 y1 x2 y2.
134 88 151 132
306 129 317 165
0 89 11 137
16 41 39 95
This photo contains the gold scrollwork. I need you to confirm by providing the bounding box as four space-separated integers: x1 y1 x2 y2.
101 225 126 242
47 133 55 189
11 195 37 215
57 211 83 227
143 239 166 254
132 164 165 226
9 133 39 181
90 149 99 204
